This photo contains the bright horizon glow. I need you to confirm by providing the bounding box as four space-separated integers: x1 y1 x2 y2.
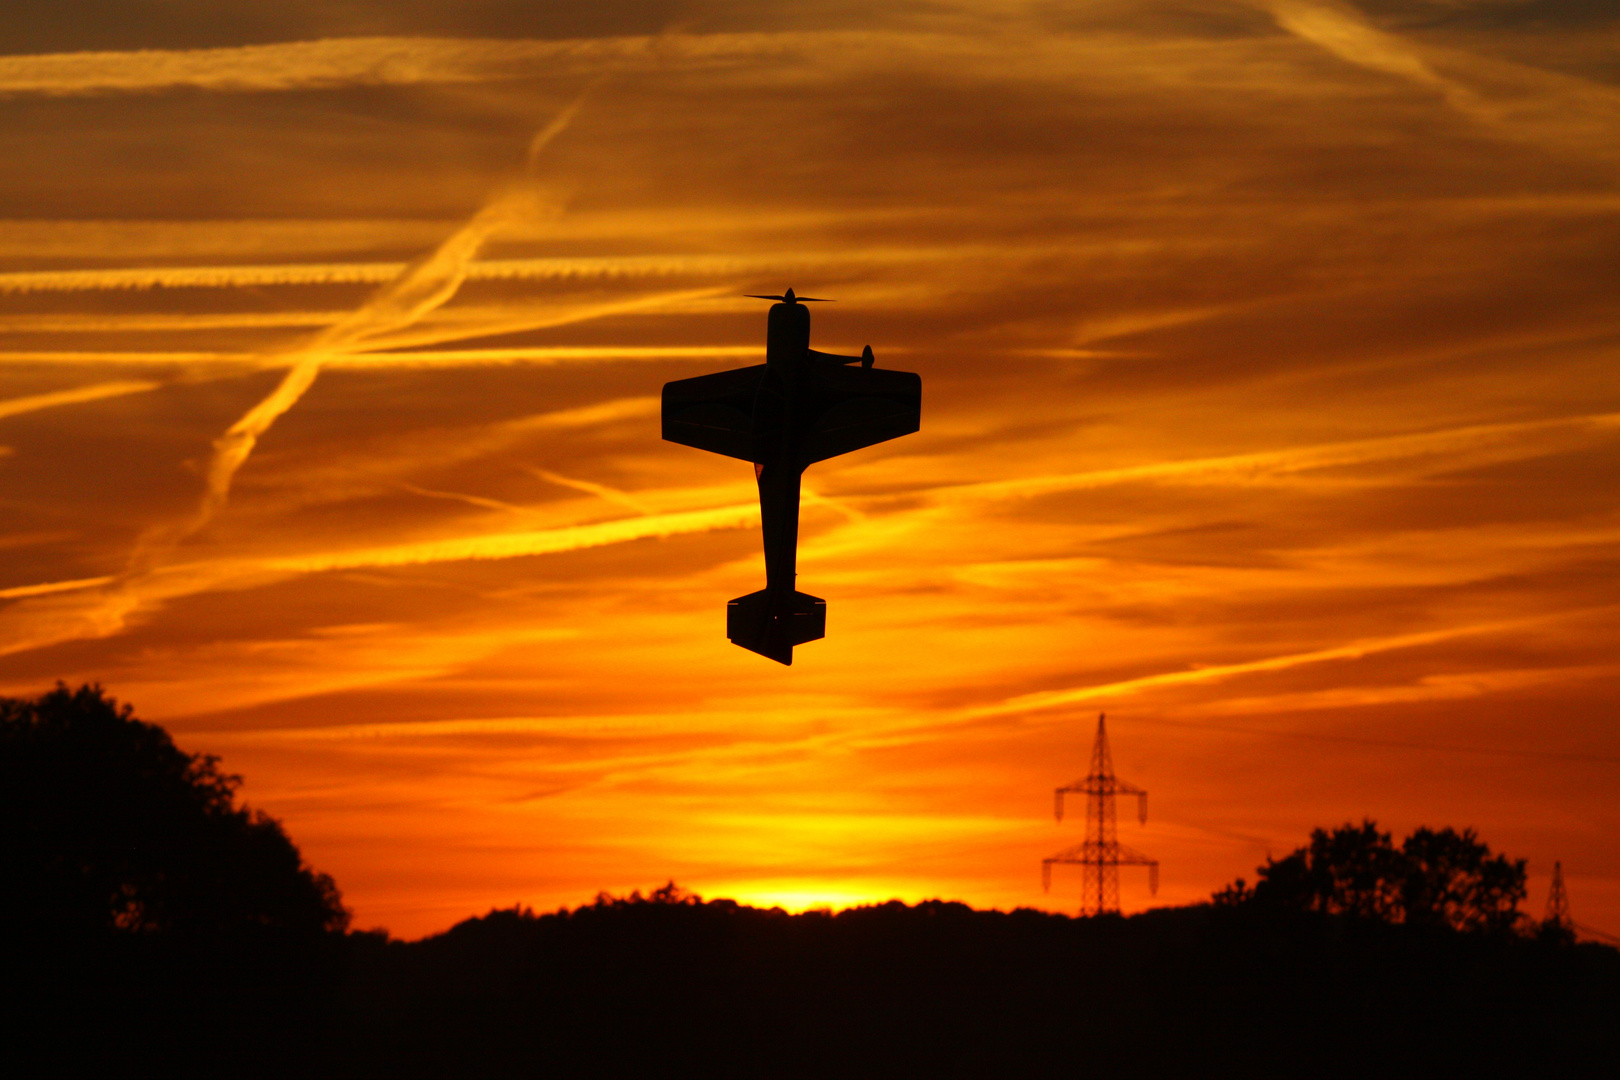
706 883 985 915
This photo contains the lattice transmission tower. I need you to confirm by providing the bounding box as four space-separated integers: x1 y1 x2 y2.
1042 714 1158 916
1545 861 1572 930
1542 861 1620 946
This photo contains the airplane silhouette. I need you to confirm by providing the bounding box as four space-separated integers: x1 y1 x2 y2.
662 289 922 664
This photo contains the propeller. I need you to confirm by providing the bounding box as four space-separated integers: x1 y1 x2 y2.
745 287 831 304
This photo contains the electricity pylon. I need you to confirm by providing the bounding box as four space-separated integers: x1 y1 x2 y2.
1542 862 1620 946
1545 861 1571 930
1042 714 1158 916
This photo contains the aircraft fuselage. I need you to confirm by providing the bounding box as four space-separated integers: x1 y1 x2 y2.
758 301 812 590
661 292 920 664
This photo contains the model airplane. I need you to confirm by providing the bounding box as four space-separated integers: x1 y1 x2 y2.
662 289 921 664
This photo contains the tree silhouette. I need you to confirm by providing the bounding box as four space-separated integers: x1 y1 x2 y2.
0 683 347 941
1215 819 1527 933
1400 825 1526 933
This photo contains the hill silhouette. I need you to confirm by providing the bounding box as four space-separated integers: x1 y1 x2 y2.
3 685 1616 1077
332 886 1619 1078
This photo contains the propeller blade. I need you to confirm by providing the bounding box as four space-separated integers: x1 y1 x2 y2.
745 294 787 301
796 297 832 302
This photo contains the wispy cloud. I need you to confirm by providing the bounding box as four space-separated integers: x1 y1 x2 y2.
0 311 346 333
0 393 686 656
1259 0 1620 161
5 403 1614 655
1260 0 1466 101
184 197 522 527
962 619 1551 721
0 380 160 419
918 412 1620 504
0 575 115 600
1178 665 1620 718
0 36 663 97
527 468 654 514
0 28 1235 99
125 74 611 574
211 395 669 516
2 85 638 660
260 502 760 574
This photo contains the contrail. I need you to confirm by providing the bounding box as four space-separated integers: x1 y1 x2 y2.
138 87 598 565
3 60 699 650
0 248 976 295
0 575 116 600
915 411 1620 506
196 199 515 518
0 397 681 655
1256 0 1620 165
0 33 791 98
137 12 714 563
525 81 603 171
1260 0 1462 100
959 620 1532 720
55 407 1617 604
0 380 160 419
0 299 738 370
527 468 655 514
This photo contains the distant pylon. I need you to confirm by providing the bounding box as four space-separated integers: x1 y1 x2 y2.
1042 714 1158 916
1545 861 1572 930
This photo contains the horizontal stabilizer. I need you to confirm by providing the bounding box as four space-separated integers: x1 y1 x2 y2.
727 589 825 665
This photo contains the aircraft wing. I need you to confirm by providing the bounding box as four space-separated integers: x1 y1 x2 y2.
797 365 921 469
807 348 864 366
662 365 768 462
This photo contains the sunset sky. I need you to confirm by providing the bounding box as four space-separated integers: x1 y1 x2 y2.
2 0 1617 939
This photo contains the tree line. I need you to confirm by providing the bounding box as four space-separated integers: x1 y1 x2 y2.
3 684 1614 1077
1212 818 1538 936
1 683 346 941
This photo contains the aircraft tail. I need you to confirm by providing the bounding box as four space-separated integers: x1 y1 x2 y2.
727 589 825 665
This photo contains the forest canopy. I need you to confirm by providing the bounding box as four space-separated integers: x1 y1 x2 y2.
0 683 347 941
2 684 1612 1077
1213 819 1528 933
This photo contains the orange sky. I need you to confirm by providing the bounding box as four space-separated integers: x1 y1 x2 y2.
1 0 1617 939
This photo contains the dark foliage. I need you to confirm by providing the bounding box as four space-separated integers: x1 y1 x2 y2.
1214 819 1527 933
0 683 347 939
326 886 1620 1079
5 689 1614 1077
0 684 349 1075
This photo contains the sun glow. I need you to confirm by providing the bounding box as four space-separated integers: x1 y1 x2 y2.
714 882 941 915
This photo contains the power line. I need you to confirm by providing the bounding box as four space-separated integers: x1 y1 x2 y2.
1087 712 1620 768
1573 922 1620 946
